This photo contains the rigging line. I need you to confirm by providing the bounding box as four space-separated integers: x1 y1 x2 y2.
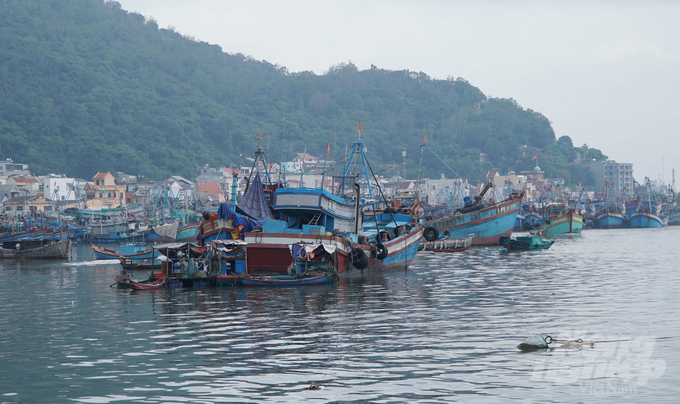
364 157 399 228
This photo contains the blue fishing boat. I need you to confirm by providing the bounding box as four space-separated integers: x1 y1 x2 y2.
630 179 667 228
240 137 424 276
593 182 628 229
424 182 524 245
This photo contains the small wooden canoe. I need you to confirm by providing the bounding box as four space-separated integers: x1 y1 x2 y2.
241 273 335 287
129 277 165 290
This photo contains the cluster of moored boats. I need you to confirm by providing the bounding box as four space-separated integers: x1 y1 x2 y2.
3 140 676 288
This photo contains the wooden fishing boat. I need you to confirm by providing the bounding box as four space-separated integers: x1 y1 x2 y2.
129 276 165 290
92 243 159 260
241 273 335 287
424 184 524 246
500 234 554 251
0 239 71 259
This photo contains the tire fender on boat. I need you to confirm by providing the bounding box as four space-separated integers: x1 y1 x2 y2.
351 248 369 270
375 243 388 260
424 226 439 242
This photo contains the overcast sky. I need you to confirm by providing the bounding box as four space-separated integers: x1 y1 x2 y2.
116 0 680 185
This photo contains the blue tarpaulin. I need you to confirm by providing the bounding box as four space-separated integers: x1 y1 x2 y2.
237 173 274 221
217 203 266 234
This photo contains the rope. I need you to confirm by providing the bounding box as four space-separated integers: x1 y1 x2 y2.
544 336 672 345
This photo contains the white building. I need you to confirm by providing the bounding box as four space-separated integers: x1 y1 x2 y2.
43 177 79 201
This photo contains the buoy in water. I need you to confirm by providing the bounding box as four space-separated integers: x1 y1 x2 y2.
517 334 549 351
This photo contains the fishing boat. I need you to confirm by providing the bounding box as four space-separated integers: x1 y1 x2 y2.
630 179 667 228
176 222 200 242
669 210 680 226
593 182 628 229
423 182 524 246
537 186 583 237
91 243 159 260
239 138 423 276
420 233 474 252
500 234 554 250
0 239 71 259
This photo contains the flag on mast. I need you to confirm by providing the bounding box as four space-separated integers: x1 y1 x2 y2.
423 134 428 143
359 121 362 132
532 154 537 161
257 130 261 147
325 142 330 157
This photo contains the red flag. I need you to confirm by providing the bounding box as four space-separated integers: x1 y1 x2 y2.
423 134 428 143
325 142 330 157
548 185 552 191
258 130 261 145
532 154 537 161
359 121 362 132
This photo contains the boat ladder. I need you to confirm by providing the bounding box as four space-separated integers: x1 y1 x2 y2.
308 213 322 226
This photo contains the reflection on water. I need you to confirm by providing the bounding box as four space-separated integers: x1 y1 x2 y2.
1 229 679 402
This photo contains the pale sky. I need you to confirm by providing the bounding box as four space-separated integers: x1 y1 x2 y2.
116 0 680 186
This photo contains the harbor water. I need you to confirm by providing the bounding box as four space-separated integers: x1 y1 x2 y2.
1 228 679 403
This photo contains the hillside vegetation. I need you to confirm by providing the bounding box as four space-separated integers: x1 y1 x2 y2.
0 0 606 186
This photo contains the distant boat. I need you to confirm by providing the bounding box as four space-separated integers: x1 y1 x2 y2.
537 186 583 237
593 182 628 229
0 239 71 259
630 179 667 228
668 210 680 226
539 206 583 237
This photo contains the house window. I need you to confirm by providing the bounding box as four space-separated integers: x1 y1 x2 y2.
127 198 131 203
96 180 99 185
108 192 111 198
113 192 116 197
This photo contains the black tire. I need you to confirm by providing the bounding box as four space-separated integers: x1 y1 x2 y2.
375 243 388 260
442 230 450 237
424 226 439 242
378 230 394 242
351 248 369 270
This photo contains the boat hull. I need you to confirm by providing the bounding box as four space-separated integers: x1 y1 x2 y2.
241 273 335 287
0 239 71 259
629 212 666 228
594 212 627 229
540 212 583 237
667 211 680 226
243 225 424 276
425 193 523 246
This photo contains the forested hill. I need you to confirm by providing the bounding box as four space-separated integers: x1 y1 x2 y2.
0 0 606 185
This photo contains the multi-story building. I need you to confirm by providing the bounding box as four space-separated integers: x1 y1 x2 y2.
586 160 634 193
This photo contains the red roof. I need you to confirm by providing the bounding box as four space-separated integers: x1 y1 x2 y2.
486 172 498 178
12 177 39 183
296 153 318 160
93 171 113 180
220 167 240 176
197 183 223 194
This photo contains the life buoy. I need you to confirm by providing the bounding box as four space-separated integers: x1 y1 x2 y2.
386 195 394 202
